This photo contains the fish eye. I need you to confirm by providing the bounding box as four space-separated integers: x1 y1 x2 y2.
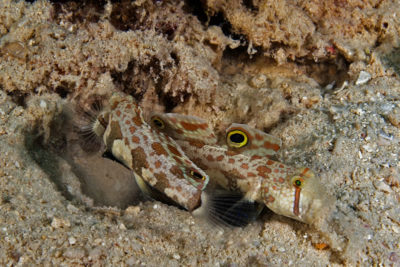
189 169 205 181
292 176 304 188
227 130 248 148
152 116 165 129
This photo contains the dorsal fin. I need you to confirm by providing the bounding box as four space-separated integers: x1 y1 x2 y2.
150 113 217 145
225 123 281 158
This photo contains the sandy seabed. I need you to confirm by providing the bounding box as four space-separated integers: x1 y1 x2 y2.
1 0 400 266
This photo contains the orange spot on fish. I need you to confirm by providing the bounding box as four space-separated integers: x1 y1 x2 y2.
255 133 264 141
131 136 140 143
154 160 162 168
241 163 249 169
251 155 262 160
247 172 256 177
151 142 168 156
180 121 205 131
129 126 136 134
167 144 182 157
263 141 280 151
216 155 224 161
225 150 239 156
132 115 143 126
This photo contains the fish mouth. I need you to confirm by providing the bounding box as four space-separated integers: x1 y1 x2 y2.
296 179 331 224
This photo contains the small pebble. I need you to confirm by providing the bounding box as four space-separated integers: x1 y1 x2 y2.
125 206 141 216
63 247 86 259
374 180 392 193
39 100 47 109
387 109 400 128
67 204 79 213
249 74 267 88
68 237 76 245
89 247 105 260
172 253 181 260
389 252 399 263
355 71 371 85
51 217 71 229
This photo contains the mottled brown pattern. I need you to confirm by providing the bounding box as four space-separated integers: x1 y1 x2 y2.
216 155 224 161
129 126 136 134
167 144 182 157
172 155 183 165
154 160 162 168
263 141 280 151
241 163 249 169
109 120 123 140
251 155 262 160
255 133 264 140
170 165 184 177
111 100 120 110
131 147 149 172
180 121 208 131
247 172 256 177
188 140 205 148
206 155 214 162
132 114 143 126
151 142 168 156
225 150 239 156
256 165 272 178
131 136 140 143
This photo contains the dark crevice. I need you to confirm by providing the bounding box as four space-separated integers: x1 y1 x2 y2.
109 0 144 31
55 85 70 99
302 55 350 87
242 0 258 12
183 0 208 23
160 92 191 113
51 0 107 24
7 91 29 107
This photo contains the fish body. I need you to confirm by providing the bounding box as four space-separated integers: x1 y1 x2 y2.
150 113 327 224
90 93 209 211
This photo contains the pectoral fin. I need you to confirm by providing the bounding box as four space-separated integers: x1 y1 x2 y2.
194 189 263 227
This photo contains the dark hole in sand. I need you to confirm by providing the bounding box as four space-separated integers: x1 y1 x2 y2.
24 108 142 209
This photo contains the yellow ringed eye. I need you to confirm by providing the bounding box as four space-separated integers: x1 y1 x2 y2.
152 117 165 129
190 170 205 181
227 130 248 148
